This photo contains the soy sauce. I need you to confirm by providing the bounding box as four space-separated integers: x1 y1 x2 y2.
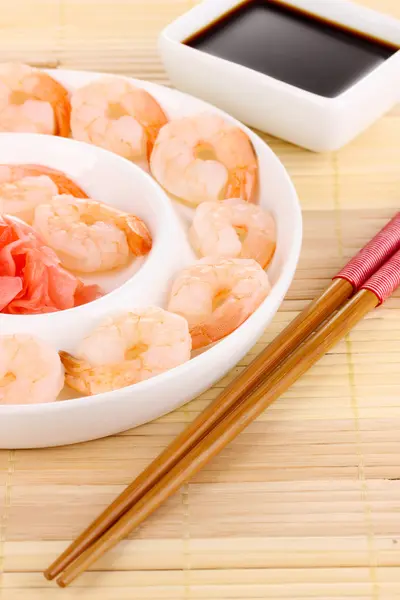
185 0 397 98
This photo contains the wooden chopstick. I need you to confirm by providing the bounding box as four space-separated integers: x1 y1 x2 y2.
56 248 400 587
44 212 400 582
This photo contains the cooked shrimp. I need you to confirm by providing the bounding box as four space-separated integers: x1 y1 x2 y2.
0 164 88 198
0 175 58 224
71 76 168 166
168 257 270 349
33 194 152 273
0 335 64 405
60 306 192 395
190 199 276 268
0 62 70 136
0 163 88 225
150 112 258 206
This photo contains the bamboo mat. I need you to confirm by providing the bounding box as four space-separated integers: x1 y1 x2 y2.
1 1 400 598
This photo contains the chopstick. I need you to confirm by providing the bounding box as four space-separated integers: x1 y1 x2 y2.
56 248 400 587
44 212 400 582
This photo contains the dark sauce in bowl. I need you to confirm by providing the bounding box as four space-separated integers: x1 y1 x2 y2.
185 0 398 98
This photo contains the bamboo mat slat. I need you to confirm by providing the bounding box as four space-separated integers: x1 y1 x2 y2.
1 1 400 599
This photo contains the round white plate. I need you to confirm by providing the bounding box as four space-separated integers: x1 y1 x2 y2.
0 69 302 448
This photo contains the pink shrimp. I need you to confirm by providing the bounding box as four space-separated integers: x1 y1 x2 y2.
60 307 192 395
150 112 258 206
168 257 271 349
190 199 276 268
0 164 88 197
71 76 168 167
0 335 64 405
33 195 152 273
0 164 89 224
0 62 70 136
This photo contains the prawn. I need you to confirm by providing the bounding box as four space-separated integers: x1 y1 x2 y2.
0 164 88 198
167 257 271 349
0 62 70 136
71 76 168 167
0 175 58 224
0 164 88 224
190 199 276 268
0 335 64 404
60 306 192 395
33 194 152 273
150 112 258 206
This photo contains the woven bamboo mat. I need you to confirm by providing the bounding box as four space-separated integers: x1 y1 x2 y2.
1 1 400 598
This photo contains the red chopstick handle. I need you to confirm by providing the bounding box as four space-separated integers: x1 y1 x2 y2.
333 212 400 290
361 248 400 305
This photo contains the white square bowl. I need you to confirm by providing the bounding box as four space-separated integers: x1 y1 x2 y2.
159 0 400 152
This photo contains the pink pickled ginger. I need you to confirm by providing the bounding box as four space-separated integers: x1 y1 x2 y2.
0 216 103 314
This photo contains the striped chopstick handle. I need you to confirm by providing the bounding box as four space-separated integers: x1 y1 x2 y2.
361 248 400 305
334 212 400 290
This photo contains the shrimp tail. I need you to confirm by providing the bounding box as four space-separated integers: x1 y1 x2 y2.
226 167 257 203
59 350 90 375
190 301 245 350
190 325 215 350
40 169 88 198
80 200 152 257
32 73 71 137
120 215 153 256
60 350 135 396
59 351 93 395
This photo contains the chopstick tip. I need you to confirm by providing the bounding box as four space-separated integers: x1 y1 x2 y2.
56 576 68 588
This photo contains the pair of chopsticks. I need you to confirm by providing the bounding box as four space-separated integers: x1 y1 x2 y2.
45 212 400 587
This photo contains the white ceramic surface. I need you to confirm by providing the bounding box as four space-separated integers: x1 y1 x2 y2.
0 70 302 448
159 0 400 152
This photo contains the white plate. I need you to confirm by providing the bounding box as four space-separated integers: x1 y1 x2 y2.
0 69 302 448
